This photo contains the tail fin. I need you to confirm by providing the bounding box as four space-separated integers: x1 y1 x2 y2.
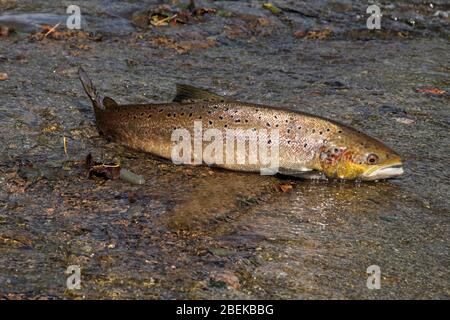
78 67 105 110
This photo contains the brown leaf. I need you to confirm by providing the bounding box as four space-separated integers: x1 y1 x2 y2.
279 183 294 192
305 28 333 40
415 88 446 95
29 24 102 41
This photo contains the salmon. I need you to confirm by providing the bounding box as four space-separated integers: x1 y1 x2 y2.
79 67 403 181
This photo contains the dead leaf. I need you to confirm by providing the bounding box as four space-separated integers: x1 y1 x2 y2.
151 36 215 54
29 24 102 41
279 183 294 192
85 153 121 180
305 28 333 40
415 88 446 95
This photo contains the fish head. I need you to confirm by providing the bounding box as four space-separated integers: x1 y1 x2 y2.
317 129 403 181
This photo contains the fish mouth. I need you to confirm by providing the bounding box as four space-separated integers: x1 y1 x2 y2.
360 163 404 181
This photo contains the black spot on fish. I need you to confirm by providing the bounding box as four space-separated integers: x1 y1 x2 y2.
141 112 144 116
312 129 315 133
189 113 192 117
235 119 241 123
159 109 163 113
268 140 272 144
327 128 330 132
224 124 228 128
298 126 301 130
285 119 289 123
219 116 223 120
245 119 248 123
266 123 271 127
198 116 202 119
287 140 291 144
287 129 291 133
338 130 342 133
304 143 307 147
167 113 171 117
208 111 212 114
209 120 213 125
319 131 323 135
148 114 152 118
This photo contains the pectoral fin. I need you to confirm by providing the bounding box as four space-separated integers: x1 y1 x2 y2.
278 168 327 180
173 84 229 103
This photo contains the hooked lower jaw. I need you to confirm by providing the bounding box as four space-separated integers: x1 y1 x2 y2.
360 164 404 181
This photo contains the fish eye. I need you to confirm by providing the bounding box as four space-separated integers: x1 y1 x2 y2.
367 153 379 165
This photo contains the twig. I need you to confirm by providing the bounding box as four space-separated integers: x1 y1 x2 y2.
44 22 61 38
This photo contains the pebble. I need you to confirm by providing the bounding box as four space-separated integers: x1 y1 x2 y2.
210 271 240 290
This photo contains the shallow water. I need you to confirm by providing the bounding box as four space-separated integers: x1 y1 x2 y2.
0 0 449 299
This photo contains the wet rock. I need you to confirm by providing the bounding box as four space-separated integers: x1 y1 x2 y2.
434 11 449 18
17 165 42 183
209 271 240 290
208 247 235 257
323 80 345 87
378 105 408 117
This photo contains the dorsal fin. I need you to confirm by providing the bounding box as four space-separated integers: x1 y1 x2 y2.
173 84 228 103
103 96 118 108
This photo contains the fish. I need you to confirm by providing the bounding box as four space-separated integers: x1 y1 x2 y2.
78 67 403 181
